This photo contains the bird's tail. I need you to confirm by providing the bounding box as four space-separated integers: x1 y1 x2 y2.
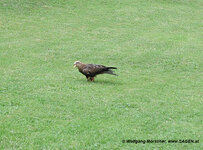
107 67 117 69
104 69 118 76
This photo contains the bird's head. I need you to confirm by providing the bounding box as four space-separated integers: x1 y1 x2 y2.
73 61 81 68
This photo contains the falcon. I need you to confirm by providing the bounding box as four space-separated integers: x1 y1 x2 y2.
74 61 117 81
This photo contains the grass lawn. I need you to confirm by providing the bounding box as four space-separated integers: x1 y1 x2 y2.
0 0 202 149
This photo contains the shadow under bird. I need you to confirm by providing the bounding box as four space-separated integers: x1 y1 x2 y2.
74 61 117 81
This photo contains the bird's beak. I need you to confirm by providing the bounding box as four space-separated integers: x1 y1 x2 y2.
74 64 76 68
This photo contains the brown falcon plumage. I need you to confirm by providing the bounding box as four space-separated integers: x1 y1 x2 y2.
74 61 117 81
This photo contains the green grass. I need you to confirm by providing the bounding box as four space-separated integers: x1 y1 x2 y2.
0 0 202 149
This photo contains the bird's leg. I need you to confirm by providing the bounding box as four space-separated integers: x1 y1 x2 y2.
90 77 94 82
86 76 90 81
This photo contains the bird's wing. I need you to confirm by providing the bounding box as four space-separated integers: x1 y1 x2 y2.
82 68 91 76
82 64 107 75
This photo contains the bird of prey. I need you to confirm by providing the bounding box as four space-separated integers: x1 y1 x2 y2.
74 61 117 81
